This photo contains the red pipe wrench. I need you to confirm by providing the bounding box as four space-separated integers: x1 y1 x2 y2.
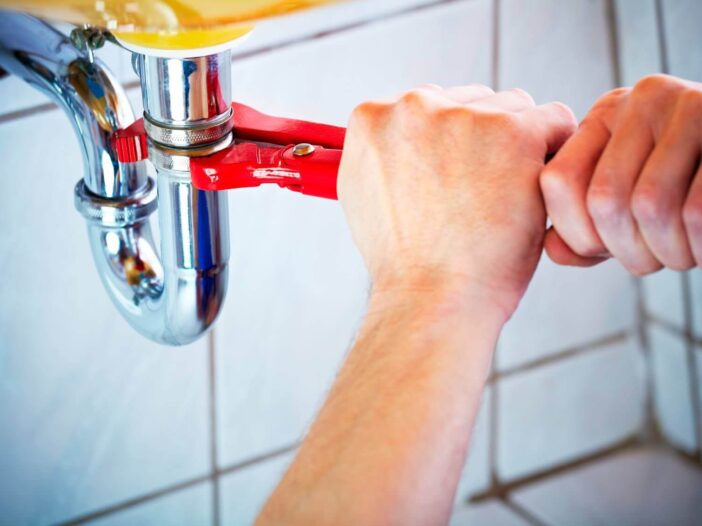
112 102 345 200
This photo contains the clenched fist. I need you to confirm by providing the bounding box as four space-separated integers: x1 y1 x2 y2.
541 74 702 274
338 84 576 322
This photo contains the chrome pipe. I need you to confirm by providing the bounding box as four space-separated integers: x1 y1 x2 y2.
0 12 230 345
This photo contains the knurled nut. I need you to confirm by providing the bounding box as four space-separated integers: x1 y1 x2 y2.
143 108 234 149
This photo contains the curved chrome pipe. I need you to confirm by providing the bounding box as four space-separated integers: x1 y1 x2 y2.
0 12 230 345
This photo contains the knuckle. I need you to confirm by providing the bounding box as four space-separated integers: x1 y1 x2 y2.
398 88 432 108
632 74 683 103
586 184 622 224
683 196 702 231
507 87 535 105
631 185 669 226
466 83 495 96
350 100 389 128
678 87 702 113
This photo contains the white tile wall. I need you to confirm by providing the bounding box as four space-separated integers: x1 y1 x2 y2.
642 270 686 330
512 447 702 526
450 501 529 526
649 325 697 453
0 111 210 525
91 484 212 526
1 0 700 522
498 259 636 370
614 0 663 85
219 453 294 526
215 0 494 467
499 0 616 118
497 339 645 481
661 0 702 81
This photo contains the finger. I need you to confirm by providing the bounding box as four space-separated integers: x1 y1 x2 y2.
544 227 609 267
540 117 610 258
632 101 699 270
683 163 702 267
471 88 536 113
441 84 495 104
527 101 578 154
587 103 662 275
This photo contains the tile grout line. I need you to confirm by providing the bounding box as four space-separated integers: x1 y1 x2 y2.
485 0 502 494
681 272 702 461
55 473 215 526
208 330 221 526
654 0 670 76
491 331 629 381
470 435 641 503
0 0 469 126
500 496 550 526
604 0 622 88
634 278 660 442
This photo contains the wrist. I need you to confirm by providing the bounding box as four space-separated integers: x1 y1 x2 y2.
368 269 512 330
366 273 508 345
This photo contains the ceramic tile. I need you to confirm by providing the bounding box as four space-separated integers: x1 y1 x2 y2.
498 258 636 371
649 324 697 453
216 0 494 467
689 269 702 341
499 0 616 118
614 0 663 85
90 483 212 526
497 339 645 481
661 0 702 80
232 0 444 58
512 447 702 526
450 501 529 526
219 454 294 526
642 269 686 330
454 387 492 507
0 111 210 524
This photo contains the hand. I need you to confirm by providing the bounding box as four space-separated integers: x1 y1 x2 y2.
338 85 576 322
540 74 702 274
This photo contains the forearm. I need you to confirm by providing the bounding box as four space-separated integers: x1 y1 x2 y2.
257 286 503 526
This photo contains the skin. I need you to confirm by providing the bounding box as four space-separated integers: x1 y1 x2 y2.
541 74 702 273
256 84 576 525
257 76 701 525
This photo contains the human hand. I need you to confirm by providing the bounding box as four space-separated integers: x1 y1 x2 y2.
540 74 702 274
338 85 576 322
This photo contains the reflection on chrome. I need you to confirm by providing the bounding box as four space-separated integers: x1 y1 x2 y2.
0 12 230 345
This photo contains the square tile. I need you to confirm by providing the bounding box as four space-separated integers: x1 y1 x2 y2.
649 324 697 453
497 339 645 481
454 387 492 507
498 258 636 371
499 0 616 118
661 0 702 80
216 0 494 467
642 269 686 330
614 0 663 85
512 447 702 526
0 111 210 524
450 501 529 526
220 454 294 526
91 483 212 526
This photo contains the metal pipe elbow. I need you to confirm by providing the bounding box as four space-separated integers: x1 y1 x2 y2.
1 12 230 345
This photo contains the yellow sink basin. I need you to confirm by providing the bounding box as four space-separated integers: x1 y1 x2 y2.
0 0 342 50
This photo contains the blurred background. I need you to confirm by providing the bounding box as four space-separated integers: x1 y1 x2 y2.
0 0 701 524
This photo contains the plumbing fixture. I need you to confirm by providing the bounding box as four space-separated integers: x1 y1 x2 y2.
0 10 346 345
0 12 229 345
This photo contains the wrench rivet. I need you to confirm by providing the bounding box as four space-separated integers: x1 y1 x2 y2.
292 143 316 157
